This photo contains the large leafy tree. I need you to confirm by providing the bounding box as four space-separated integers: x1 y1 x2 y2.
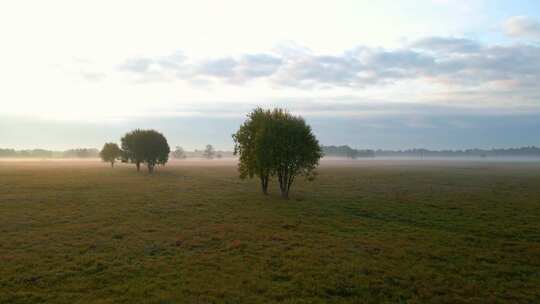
99 143 122 167
121 129 170 173
233 108 322 198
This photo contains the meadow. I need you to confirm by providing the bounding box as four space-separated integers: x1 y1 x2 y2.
1 159 539 303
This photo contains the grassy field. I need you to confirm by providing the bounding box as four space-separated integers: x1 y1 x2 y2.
1 159 539 303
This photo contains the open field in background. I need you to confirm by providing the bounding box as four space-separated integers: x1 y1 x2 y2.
1 159 539 303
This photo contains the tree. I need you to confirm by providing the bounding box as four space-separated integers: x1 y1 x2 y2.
172 146 186 159
121 129 144 171
202 144 215 159
121 129 170 173
233 108 322 198
99 143 122 167
266 109 322 199
233 108 274 195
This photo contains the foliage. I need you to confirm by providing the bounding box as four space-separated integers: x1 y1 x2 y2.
62 148 100 158
0 148 100 159
99 143 122 167
264 109 323 198
374 146 540 158
322 145 375 159
121 129 144 170
203 144 215 159
232 108 274 194
233 108 322 198
121 129 170 172
0 149 55 158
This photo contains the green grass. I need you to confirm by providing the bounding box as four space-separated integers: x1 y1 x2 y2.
1 160 539 303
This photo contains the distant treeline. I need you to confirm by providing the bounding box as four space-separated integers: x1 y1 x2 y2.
322 146 540 158
0 148 99 158
0 147 231 159
322 146 375 158
3 146 540 159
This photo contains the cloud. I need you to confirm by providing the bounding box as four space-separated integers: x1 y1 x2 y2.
411 37 481 53
119 58 154 73
433 44 540 88
116 38 540 93
197 54 282 83
119 52 282 84
272 53 364 88
80 71 107 82
503 16 540 40
118 51 189 81
238 54 283 78
198 57 237 78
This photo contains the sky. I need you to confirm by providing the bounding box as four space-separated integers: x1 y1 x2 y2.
1 0 539 150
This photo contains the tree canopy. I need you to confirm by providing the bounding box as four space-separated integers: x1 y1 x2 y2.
233 108 322 198
266 109 322 198
99 143 122 167
121 129 170 173
232 108 273 194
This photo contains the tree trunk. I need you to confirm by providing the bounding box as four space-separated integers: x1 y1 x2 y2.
136 162 141 171
278 174 289 199
148 164 154 173
280 186 289 199
260 175 269 195
110 161 114 168
286 175 295 199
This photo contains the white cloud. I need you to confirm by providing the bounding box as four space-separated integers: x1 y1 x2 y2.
411 37 481 53
118 40 540 93
503 16 540 40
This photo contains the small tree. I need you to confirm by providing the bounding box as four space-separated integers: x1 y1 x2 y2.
100 143 122 167
121 129 170 173
172 146 186 159
203 144 215 159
